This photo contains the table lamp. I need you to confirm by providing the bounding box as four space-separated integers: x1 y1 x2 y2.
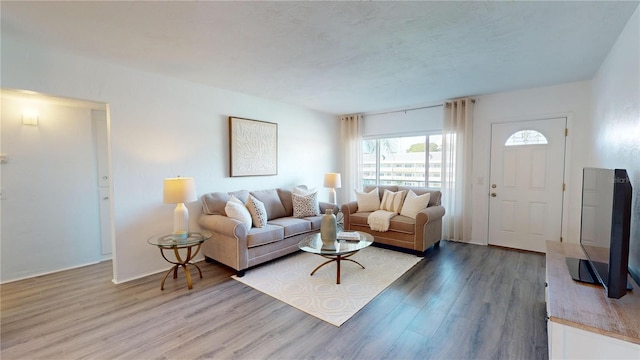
324 172 341 204
163 176 197 239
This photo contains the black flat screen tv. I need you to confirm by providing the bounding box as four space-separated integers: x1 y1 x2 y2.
566 167 633 299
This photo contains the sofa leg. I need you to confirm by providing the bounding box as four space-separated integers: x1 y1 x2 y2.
236 270 246 277
205 256 215 263
434 240 441 248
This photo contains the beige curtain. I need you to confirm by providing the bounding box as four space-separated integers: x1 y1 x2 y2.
441 99 474 241
340 114 363 203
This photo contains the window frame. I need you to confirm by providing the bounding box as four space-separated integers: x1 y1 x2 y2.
504 129 549 146
361 131 442 188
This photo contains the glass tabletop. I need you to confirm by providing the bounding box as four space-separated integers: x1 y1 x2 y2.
298 231 373 255
147 231 212 248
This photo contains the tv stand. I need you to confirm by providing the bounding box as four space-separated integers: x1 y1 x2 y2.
546 241 640 358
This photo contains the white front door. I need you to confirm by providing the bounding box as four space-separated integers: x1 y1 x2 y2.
488 118 566 253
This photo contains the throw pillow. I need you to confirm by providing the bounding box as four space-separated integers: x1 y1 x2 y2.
246 195 268 228
400 190 431 219
293 186 317 196
293 186 308 195
224 195 252 229
380 189 406 214
355 187 380 212
292 191 320 217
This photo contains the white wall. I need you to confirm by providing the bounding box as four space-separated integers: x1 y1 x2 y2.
471 81 591 246
1 34 338 283
590 7 640 278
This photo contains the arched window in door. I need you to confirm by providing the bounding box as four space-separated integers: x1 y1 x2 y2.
505 129 548 146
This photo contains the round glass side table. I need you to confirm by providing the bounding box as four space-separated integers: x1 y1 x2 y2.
147 231 212 290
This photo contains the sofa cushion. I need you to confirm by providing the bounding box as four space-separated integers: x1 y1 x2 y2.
398 186 441 206
400 190 431 219
246 224 285 248
229 190 251 204
350 212 415 234
201 190 251 215
292 191 320 217
380 189 406 214
277 188 294 216
388 214 417 234
250 189 287 220
365 185 398 200
268 217 312 237
246 195 268 228
355 187 380 212
303 215 323 230
201 192 230 215
224 195 252 228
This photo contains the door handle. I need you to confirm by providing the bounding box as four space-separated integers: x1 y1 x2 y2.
490 193 497 197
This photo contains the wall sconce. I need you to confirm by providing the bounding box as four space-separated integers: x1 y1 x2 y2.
22 109 39 126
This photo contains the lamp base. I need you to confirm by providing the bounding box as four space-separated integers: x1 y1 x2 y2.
172 232 188 240
173 203 189 237
328 188 337 204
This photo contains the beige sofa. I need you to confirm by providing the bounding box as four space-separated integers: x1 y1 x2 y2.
341 185 445 255
198 186 338 276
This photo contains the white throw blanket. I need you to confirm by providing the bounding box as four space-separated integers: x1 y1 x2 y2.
368 210 395 232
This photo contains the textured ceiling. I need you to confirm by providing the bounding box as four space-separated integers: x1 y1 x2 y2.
2 1 638 114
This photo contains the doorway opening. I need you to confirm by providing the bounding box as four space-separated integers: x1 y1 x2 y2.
0 89 114 283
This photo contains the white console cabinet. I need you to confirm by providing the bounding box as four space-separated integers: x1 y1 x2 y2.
545 241 640 359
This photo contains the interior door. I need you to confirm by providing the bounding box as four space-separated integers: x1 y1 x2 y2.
92 110 112 257
488 118 566 253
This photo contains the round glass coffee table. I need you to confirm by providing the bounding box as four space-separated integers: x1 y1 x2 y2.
298 231 374 284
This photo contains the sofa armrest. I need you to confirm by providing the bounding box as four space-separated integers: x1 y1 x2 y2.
340 201 358 230
341 201 358 215
198 214 248 240
319 202 339 215
415 205 446 227
414 205 446 252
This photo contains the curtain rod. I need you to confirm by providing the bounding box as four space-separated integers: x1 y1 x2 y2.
364 98 476 117
365 103 443 117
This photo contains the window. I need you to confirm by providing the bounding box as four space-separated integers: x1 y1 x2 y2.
362 133 442 188
505 130 548 146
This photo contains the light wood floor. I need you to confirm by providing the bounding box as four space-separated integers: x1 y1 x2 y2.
1 241 548 360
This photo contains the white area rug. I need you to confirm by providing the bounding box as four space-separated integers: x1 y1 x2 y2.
232 246 422 326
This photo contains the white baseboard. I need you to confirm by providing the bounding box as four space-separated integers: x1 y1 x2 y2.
1 260 101 284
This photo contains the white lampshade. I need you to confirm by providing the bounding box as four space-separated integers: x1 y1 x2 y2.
163 177 197 204
323 173 342 189
324 173 341 204
163 177 197 238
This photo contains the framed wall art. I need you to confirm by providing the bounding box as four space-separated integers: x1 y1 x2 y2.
229 117 278 177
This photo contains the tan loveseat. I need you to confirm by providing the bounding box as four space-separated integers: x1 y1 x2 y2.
198 186 338 276
341 185 445 255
